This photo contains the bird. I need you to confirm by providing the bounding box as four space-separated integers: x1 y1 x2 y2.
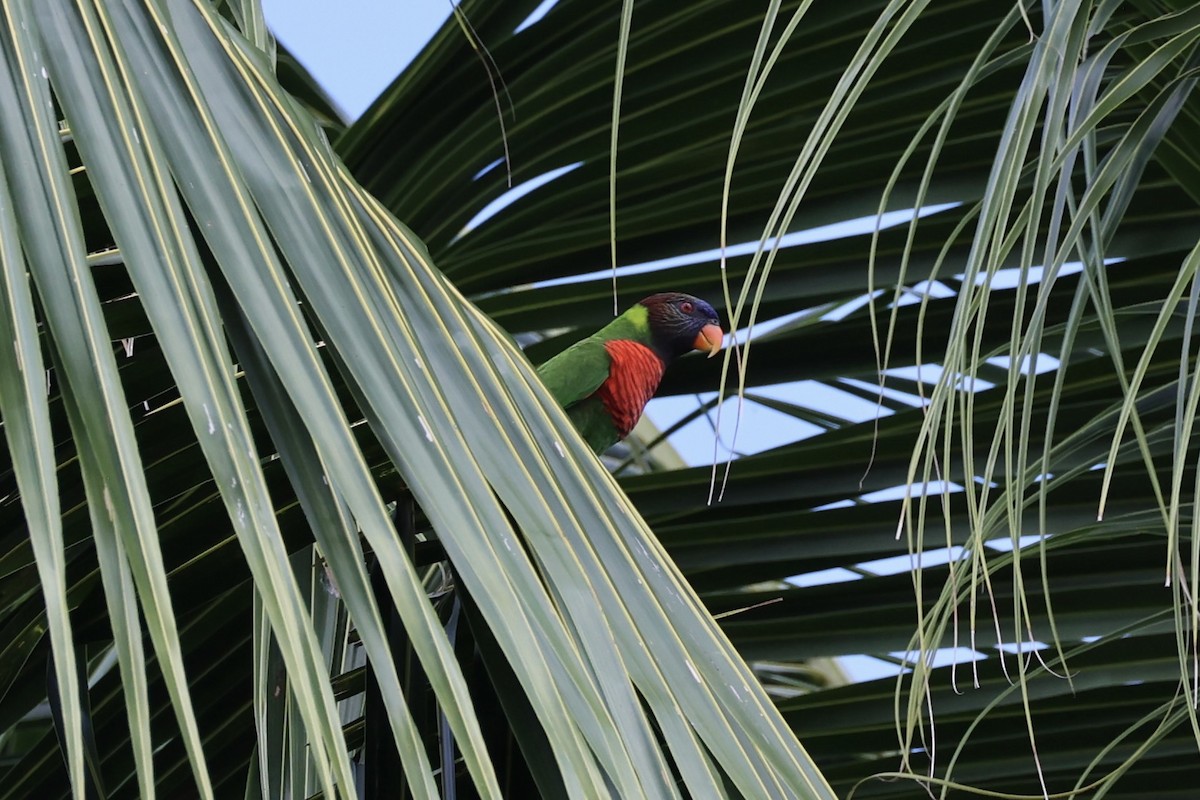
536 292 723 454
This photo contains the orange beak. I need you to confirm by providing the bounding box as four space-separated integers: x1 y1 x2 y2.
693 323 724 358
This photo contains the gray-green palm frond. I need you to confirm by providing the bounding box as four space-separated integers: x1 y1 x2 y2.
344 0 1200 797
0 1 831 798
4 0 1200 798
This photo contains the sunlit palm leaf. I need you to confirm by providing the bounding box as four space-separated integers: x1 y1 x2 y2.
7 0 1200 797
345 0 1200 797
0 0 836 797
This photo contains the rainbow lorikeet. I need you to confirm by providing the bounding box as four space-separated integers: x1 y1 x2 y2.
537 292 723 454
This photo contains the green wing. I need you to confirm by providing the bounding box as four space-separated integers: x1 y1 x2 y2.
535 308 649 453
535 335 612 411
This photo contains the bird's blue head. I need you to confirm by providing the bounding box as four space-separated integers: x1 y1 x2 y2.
638 292 723 362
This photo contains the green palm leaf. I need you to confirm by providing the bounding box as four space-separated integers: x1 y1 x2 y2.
5 0 1200 798
0 0 835 797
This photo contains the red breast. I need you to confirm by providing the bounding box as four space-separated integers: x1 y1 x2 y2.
595 340 665 438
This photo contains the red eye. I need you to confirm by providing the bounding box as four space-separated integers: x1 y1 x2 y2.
680 301 694 314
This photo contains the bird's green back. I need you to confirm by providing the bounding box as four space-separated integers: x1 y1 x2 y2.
536 336 611 410
535 304 650 409
535 304 652 453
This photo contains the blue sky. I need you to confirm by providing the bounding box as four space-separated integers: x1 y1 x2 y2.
263 0 451 119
